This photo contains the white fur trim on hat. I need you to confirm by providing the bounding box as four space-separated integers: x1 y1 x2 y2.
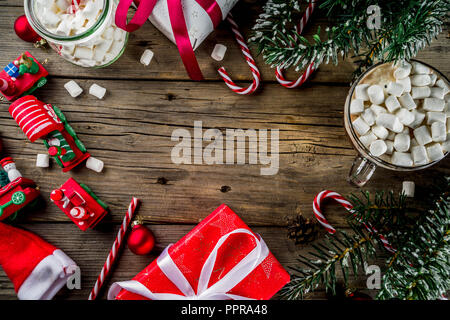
17 249 77 300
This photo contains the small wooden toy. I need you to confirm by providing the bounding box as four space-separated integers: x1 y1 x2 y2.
50 178 108 231
9 95 103 173
0 156 40 221
0 52 48 101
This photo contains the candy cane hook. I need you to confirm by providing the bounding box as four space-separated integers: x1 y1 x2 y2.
275 0 318 88
218 14 261 95
313 190 395 253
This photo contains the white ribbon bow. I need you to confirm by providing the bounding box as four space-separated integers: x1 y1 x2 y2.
108 228 269 300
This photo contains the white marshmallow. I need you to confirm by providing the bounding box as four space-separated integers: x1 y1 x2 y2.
359 132 377 147
385 95 401 113
426 143 444 162
55 15 72 36
64 80 83 98
396 108 415 126
103 27 114 40
431 121 446 142
411 145 428 165
114 28 125 41
352 117 370 135
368 85 385 105
387 131 396 141
402 181 415 197
36 154 49 168
74 46 94 60
109 40 125 57
394 133 410 152
350 99 365 114
385 140 394 155
408 110 426 129
436 79 450 95
413 125 432 145
370 104 387 116
398 93 416 110
448 118 450 133
140 49 154 66
376 113 404 133
426 112 446 125
42 8 61 27
89 83 106 99
423 98 445 112
411 138 419 147
361 108 376 126
393 62 411 80
411 86 431 99
442 134 450 152
93 39 113 62
372 125 389 140
429 73 438 86
411 74 431 87
412 62 431 75
86 156 104 173
386 82 404 97
211 44 227 62
391 151 413 167
370 140 387 157
397 77 411 93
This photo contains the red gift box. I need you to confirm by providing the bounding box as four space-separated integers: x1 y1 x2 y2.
109 204 290 300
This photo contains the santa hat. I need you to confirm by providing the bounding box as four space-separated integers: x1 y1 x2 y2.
0 222 77 300
0 157 14 168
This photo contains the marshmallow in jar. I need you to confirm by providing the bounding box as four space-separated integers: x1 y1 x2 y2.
349 60 449 168
25 0 127 67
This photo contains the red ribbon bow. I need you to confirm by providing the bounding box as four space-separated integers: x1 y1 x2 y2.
116 0 224 80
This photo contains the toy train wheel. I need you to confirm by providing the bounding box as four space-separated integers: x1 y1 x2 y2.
36 77 47 88
11 191 26 205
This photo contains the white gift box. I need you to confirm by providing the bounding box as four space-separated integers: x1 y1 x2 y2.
146 0 238 50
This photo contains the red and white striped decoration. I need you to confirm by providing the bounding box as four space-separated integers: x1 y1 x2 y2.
88 197 140 300
218 14 261 95
275 1 317 88
313 190 395 253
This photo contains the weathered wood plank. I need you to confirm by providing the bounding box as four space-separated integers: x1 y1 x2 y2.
0 3 448 82
2 80 447 226
0 223 384 299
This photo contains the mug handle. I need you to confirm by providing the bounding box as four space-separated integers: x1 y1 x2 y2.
348 156 377 187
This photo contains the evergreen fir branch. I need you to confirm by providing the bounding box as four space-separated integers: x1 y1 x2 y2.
251 0 449 78
280 225 376 300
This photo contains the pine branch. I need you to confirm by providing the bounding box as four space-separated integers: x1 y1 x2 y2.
280 225 377 300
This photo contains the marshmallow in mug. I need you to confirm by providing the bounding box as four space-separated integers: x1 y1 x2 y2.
350 61 449 167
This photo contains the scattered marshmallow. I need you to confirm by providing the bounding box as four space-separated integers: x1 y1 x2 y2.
352 117 370 135
376 113 403 133
391 151 413 167
370 140 387 157
64 80 83 98
402 181 415 197
140 49 154 66
385 95 401 113
426 143 444 162
372 125 389 140
398 93 416 110
368 85 385 105
431 121 446 142
86 156 104 173
350 99 365 114
396 108 415 126
411 86 431 99
411 146 428 165
89 83 106 99
36 154 49 168
211 44 227 61
394 133 410 152
423 97 445 112
413 125 432 146
386 82 404 97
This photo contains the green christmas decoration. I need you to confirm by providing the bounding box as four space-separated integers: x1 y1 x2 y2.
281 177 450 300
18 54 39 76
0 170 10 188
250 0 450 78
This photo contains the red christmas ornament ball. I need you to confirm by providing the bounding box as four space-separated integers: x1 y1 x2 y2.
127 219 155 255
14 15 41 43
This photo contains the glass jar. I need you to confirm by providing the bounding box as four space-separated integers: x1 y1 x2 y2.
24 0 128 68
344 60 449 187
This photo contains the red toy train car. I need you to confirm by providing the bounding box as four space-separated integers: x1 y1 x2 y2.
9 95 103 172
51 178 108 231
0 52 47 101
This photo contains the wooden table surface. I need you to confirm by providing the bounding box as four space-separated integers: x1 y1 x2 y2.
0 0 449 300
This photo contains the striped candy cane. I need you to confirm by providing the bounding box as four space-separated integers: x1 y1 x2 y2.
218 14 261 95
275 1 317 88
89 197 140 300
313 190 395 253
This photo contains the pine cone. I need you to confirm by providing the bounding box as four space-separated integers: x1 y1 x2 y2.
287 215 320 245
